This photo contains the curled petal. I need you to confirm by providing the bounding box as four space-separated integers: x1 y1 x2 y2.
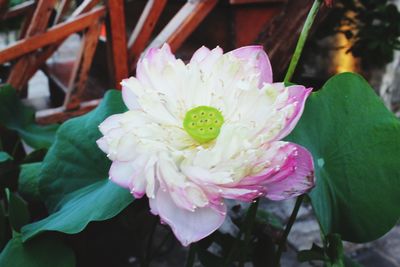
230 45 273 85
265 144 314 200
155 189 226 246
218 143 314 201
275 85 312 140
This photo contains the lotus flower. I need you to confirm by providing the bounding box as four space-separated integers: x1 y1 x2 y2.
97 44 315 246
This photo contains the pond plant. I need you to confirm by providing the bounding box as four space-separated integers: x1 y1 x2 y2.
1 0 400 266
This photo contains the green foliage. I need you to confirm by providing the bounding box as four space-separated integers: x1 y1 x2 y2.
298 235 363 266
321 0 400 66
5 188 29 232
0 85 59 150
288 72 400 242
0 152 12 163
21 90 133 241
18 163 41 200
0 234 75 267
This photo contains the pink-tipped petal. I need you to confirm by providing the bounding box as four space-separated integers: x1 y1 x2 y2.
136 44 176 85
221 142 314 201
230 45 273 85
155 189 226 246
265 144 315 201
275 85 312 140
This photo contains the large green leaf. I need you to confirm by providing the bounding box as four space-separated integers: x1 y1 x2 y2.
0 85 59 149
21 90 133 241
287 73 400 242
0 234 75 267
22 180 131 241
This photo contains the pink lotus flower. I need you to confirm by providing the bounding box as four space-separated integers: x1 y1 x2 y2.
97 44 315 246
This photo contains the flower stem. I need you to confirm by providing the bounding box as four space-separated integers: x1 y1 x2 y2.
239 199 259 267
275 195 304 267
284 0 322 83
185 243 196 267
224 199 260 267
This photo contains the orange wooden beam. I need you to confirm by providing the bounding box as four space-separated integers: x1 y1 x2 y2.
105 0 129 90
149 0 218 53
127 0 167 73
0 6 106 64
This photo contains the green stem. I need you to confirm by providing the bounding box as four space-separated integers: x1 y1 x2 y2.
239 199 259 267
224 199 260 267
284 0 322 83
185 243 196 267
11 139 20 158
275 195 304 267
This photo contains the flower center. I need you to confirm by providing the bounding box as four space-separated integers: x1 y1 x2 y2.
183 106 224 144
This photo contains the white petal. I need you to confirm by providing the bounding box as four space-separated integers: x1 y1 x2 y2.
155 189 226 246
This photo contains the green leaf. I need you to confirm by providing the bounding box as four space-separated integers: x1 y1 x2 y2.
298 244 328 262
21 180 132 241
0 234 75 267
287 73 400 242
255 209 283 230
0 85 59 149
0 152 12 163
5 188 30 232
21 90 133 241
19 163 42 200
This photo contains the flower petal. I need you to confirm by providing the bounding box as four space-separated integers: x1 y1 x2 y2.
217 142 314 201
230 45 273 85
190 46 211 64
265 144 314 201
137 44 176 83
109 161 135 189
121 78 141 110
155 189 226 246
275 85 312 140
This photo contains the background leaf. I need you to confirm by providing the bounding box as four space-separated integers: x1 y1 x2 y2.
19 163 42 200
0 234 75 267
287 72 400 242
5 188 30 232
0 85 59 149
21 90 133 241
0 152 12 163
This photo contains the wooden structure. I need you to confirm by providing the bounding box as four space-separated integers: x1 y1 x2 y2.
0 0 316 124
